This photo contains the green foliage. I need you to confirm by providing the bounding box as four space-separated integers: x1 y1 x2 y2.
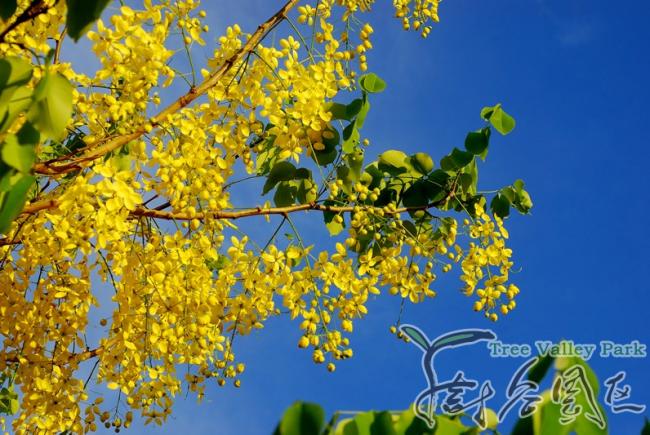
0 0 110 41
263 161 298 195
641 418 650 435
411 153 434 175
359 73 387 94
273 401 326 435
481 103 515 135
66 0 112 41
0 57 74 233
0 374 18 415
260 73 391 213
0 0 17 21
30 71 73 138
273 353 647 435
259 76 533 232
490 179 533 218
464 128 490 158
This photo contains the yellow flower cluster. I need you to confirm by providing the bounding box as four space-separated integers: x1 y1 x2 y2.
0 0 65 57
461 202 519 321
82 3 177 137
394 0 441 37
0 0 522 433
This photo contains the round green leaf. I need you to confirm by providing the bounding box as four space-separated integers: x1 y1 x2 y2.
275 402 325 435
481 103 516 135
0 0 17 20
30 73 73 139
263 161 297 194
359 73 387 93
464 127 490 155
490 193 510 218
66 0 112 41
1 135 36 173
410 152 434 175
378 150 409 170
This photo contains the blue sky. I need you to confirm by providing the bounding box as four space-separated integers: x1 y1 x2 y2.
104 0 650 433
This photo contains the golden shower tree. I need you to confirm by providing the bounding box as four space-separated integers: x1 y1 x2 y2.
0 0 532 432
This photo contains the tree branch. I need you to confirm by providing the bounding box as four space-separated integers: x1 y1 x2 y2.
0 0 51 44
0 196 452 247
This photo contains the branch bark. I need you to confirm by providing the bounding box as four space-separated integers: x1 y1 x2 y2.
0 196 454 247
0 0 50 44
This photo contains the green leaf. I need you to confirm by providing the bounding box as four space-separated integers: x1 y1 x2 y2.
459 159 478 196
511 415 533 435
369 412 396 435
322 126 340 149
325 217 344 236
323 200 345 236
30 73 73 139
402 180 430 209
1 134 36 173
363 162 385 190
490 193 510 218
274 402 325 435
346 98 363 120
450 148 473 168
438 415 475 434
0 87 33 133
0 0 17 20
66 0 112 41
256 136 279 175
345 149 364 181
641 418 650 435
532 393 571 435
327 102 349 120
355 98 370 129
440 148 473 172
0 173 35 234
9 396 18 415
263 161 296 194
0 57 33 91
528 354 554 384
509 180 533 214
513 178 525 192
481 103 515 135
464 127 490 156
312 147 337 166
514 190 533 213
342 123 360 154
273 182 295 207
426 170 450 190
294 168 311 180
342 411 396 435
410 152 434 175
0 57 33 108
295 178 317 204
326 99 364 122
359 73 387 94
378 150 410 172
392 409 438 435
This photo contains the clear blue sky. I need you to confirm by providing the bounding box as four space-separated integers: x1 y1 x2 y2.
114 0 650 433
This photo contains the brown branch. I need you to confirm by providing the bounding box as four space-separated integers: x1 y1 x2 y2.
3 184 457 247
1 195 453 247
3 346 101 365
32 0 300 176
0 0 50 44
53 26 66 64
15 196 449 222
